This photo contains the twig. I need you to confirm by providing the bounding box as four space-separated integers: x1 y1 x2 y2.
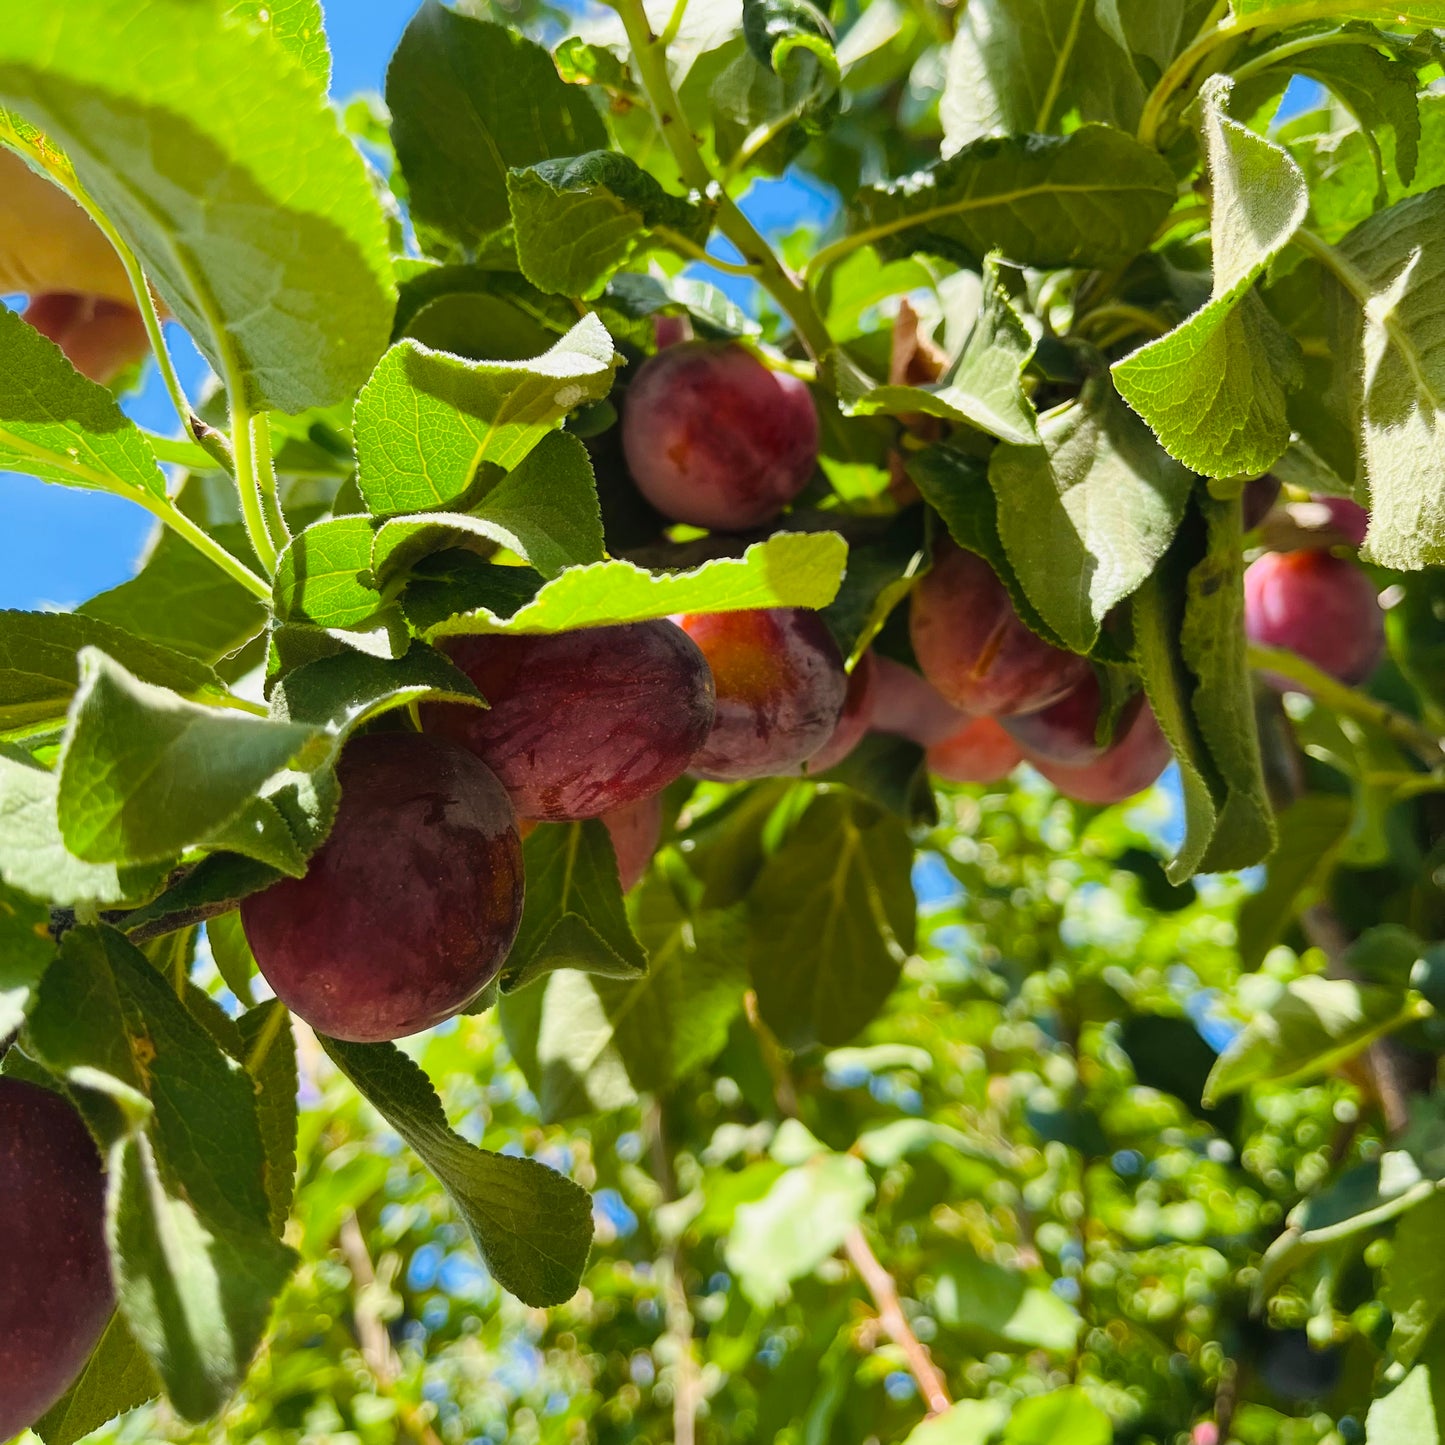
741 993 951 1413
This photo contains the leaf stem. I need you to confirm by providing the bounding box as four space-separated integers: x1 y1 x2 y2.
252 411 290 548
658 0 691 48
612 0 834 359
136 494 273 600
141 431 218 470
653 226 763 278
229 398 280 575
1228 28 1367 86
1248 643 1445 766
1072 303 1171 343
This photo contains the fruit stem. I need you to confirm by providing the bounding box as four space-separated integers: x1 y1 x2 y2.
612 0 835 360
1247 643 1445 766
229 397 281 575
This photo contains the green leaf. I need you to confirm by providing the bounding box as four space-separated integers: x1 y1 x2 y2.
498 880 748 1122
502 820 647 993
1384 1192 1445 1370
942 0 1144 147
1332 188 1445 569
1236 794 1355 970
726 1152 874 1307
79 525 268 665
34 1312 159 1445
419 531 848 639
386 0 608 258
832 254 1039 445
0 746 168 908
372 430 605 584
319 1036 593 1306
508 151 712 298
1235 0 1445 18
749 792 915 1049
599 271 761 340
1205 975 1420 1104
1366 1316 1445 1445
27 925 295 1419
932 1248 1081 1354
205 909 256 1007
269 641 481 738
990 374 1193 654
847 125 1176 271
0 1 394 412
118 853 284 940
56 650 319 866
226 0 329 87
0 878 54 1040
354 316 620 519
272 516 382 629
1003 1390 1112 1445
237 1001 299 1239
902 1400 1011 1445
1113 77 1308 478
0 308 165 500
0 609 218 734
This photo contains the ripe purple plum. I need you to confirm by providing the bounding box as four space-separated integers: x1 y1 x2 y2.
869 655 969 747
1244 549 1384 686
602 793 664 892
1308 495 1369 547
1002 673 1145 768
25 293 150 385
426 621 716 821
241 733 523 1042
0 1078 113 1440
927 715 1021 784
1033 703 1172 804
806 651 877 773
1241 474 1282 530
910 540 1091 717
621 342 819 531
678 608 847 780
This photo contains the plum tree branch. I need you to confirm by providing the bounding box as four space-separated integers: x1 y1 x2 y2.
610 0 834 359
1247 644 1445 767
742 992 952 1415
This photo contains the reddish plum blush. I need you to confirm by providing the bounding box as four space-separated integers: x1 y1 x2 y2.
241 734 523 1042
1312 495 1369 547
1035 703 1172 804
0 1079 114 1441
1244 550 1384 686
24 293 149 384
602 793 665 892
927 715 1021 784
622 342 819 530
869 655 968 746
1003 673 1144 768
910 541 1090 717
427 621 715 821
679 608 847 780
807 650 877 773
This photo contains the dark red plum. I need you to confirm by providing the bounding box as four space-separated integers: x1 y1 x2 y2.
1309 495 1369 547
910 540 1091 718
1002 673 1145 768
869 655 969 747
0 1078 113 1440
806 650 877 773
24 292 150 385
1034 703 1172 804
678 608 847 780
1241 474 1282 530
1244 549 1384 687
602 793 664 892
927 715 1021 784
241 733 523 1042
621 341 819 531
426 621 716 821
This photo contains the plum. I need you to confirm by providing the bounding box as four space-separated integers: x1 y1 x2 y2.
426 621 716 821
677 608 847 780
869 654 969 747
241 733 523 1042
1002 672 1144 768
806 650 876 773
602 793 664 892
0 1078 113 1440
1241 474 1281 530
1244 549 1384 686
1033 702 1172 804
25 293 149 385
909 540 1091 717
621 342 819 530
927 715 1021 784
